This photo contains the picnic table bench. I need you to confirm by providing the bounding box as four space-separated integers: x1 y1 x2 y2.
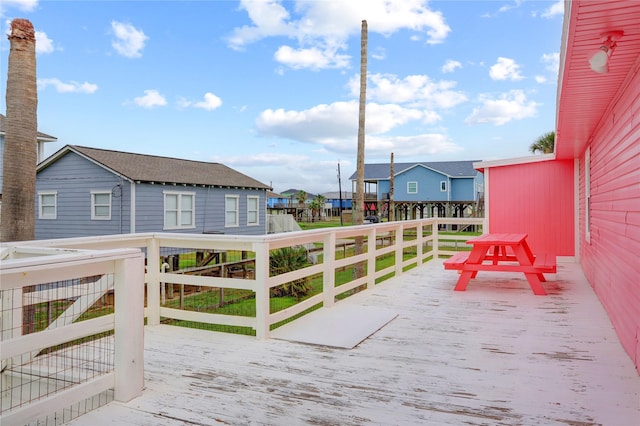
443 233 556 295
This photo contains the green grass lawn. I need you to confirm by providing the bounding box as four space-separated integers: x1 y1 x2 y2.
298 217 348 230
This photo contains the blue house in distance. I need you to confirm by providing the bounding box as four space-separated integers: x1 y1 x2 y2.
35 145 271 239
349 161 484 220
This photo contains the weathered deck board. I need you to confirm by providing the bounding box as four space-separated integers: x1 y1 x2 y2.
69 261 640 425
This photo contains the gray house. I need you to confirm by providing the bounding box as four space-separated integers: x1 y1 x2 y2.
35 145 271 239
349 161 484 220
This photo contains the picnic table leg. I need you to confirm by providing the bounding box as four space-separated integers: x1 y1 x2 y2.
513 244 547 296
524 273 547 295
453 246 489 291
454 271 474 291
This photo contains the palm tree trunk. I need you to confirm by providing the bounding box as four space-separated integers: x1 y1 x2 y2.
354 20 367 280
355 20 367 226
1 19 38 242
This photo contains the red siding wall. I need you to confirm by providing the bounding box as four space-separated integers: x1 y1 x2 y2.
579 67 640 371
488 159 575 256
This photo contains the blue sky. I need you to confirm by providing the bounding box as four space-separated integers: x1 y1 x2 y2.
1 0 564 195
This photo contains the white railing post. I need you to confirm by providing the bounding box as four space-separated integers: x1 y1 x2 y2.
395 223 404 276
114 251 145 402
146 237 160 326
416 222 424 264
367 227 376 289
432 219 440 260
323 231 336 308
253 242 270 339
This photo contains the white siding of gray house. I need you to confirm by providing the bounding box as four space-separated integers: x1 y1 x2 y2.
35 151 267 239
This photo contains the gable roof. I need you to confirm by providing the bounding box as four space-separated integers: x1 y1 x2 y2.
0 113 57 141
38 145 271 190
349 161 481 181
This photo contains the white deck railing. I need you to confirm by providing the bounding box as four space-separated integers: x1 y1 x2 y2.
0 217 481 424
0 246 145 425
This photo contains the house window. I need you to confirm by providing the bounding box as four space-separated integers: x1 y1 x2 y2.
247 196 259 226
91 191 112 220
164 191 195 230
225 195 239 227
407 181 418 194
38 191 57 219
440 181 447 192
585 147 591 243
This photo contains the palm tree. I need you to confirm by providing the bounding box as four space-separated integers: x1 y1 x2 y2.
294 190 307 221
1 19 38 242
354 20 368 280
529 131 555 154
311 194 325 221
355 20 367 227
269 247 311 299
295 190 307 206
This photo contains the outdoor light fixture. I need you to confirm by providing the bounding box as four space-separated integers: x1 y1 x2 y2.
589 31 623 74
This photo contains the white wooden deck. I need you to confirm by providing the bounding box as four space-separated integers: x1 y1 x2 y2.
69 260 639 426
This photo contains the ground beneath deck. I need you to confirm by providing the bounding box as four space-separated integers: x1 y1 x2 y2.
69 260 639 426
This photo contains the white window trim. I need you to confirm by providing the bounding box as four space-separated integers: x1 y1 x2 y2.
91 190 112 220
163 191 196 230
440 180 448 192
407 181 418 194
38 191 57 220
225 195 240 228
585 147 591 243
247 195 260 226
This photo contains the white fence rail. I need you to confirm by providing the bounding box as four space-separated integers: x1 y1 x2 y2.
0 247 144 425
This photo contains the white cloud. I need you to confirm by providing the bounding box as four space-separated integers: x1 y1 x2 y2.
252 99 463 160
35 30 55 54
498 0 523 14
218 137 462 194
489 57 524 81
228 0 450 70
535 75 547 84
365 133 462 158
541 0 564 18
274 44 350 70
441 59 461 74
371 47 386 60
3 0 38 12
213 153 344 194
465 90 539 126
256 100 427 147
133 89 167 108
350 73 467 110
37 78 98 94
111 21 148 58
217 152 310 167
541 52 559 74
226 0 295 49
194 92 223 110
179 93 223 110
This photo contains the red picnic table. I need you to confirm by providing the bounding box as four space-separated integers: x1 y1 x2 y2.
443 233 556 295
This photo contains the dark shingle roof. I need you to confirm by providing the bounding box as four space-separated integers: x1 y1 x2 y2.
42 145 270 190
349 161 481 180
0 113 57 141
